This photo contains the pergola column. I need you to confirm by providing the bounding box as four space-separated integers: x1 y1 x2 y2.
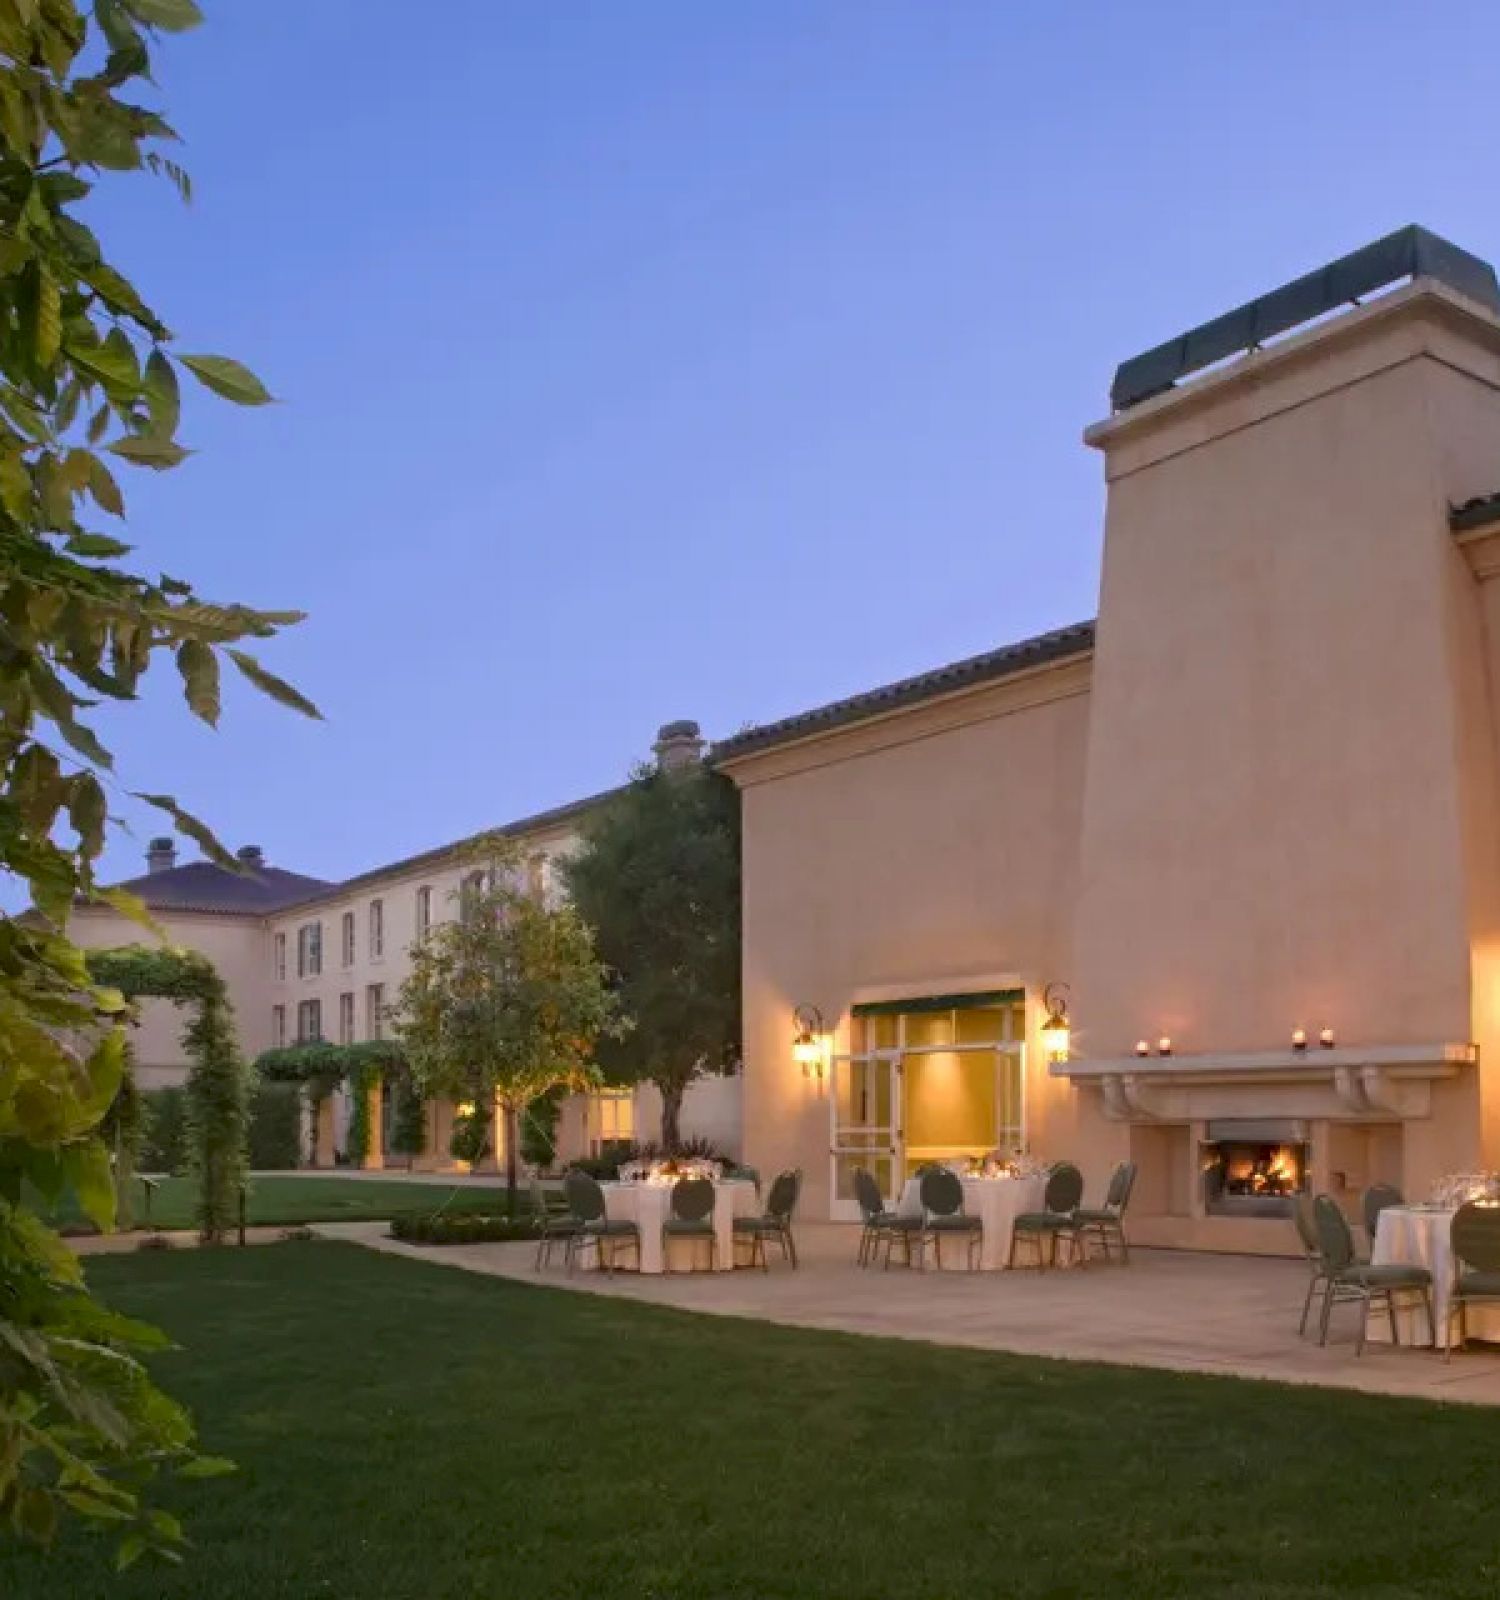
360 1078 384 1171
312 1094 336 1167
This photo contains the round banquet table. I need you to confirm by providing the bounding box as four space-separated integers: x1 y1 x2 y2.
595 1178 759 1274
1367 1204 1500 1348
896 1173 1049 1270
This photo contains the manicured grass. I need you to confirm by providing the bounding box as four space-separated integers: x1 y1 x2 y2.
50 1173 532 1232
4 1243 1500 1599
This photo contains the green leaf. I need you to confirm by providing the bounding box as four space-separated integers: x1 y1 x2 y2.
125 0 204 31
143 348 179 436
116 1532 147 1571
176 1454 236 1480
67 530 131 558
108 434 189 469
134 792 235 867
69 772 109 857
88 457 125 516
180 353 273 406
87 404 111 445
176 639 219 726
64 1137 116 1232
227 649 322 719
33 269 60 366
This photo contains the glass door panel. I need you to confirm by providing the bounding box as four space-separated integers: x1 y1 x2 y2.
829 1054 899 1221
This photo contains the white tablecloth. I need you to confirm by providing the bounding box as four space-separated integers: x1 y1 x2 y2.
595 1179 759 1273
896 1174 1048 1270
1367 1205 1500 1348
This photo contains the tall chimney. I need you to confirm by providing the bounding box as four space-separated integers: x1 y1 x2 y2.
653 719 704 772
146 837 176 874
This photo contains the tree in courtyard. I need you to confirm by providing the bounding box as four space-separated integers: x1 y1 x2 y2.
563 751 741 1150
0 0 319 1566
393 838 619 1213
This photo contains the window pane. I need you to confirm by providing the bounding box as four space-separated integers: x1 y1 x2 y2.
955 1006 1004 1045
904 1011 953 1048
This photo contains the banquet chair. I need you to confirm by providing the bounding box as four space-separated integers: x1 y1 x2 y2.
1008 1162 1084 1269
1362 1183 1404 1248
662 1177 718 1273
1313 1194 1433 1355
1292 1192 1330 1336
916 1167 982 1271
853 1168 918 1268
530 1176 581 1271
563 1170 640 1275
1445 1201 1500 1360
1073 1161 1137 1264
733 1169 802 1270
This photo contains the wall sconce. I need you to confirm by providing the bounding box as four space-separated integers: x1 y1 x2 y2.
1156 1036 1172 1057
1040 983 1071 1065
1319 1027 1336 1050
1134 1039 1150 1058
1291 1028 1308 1052
792 1004 829 1080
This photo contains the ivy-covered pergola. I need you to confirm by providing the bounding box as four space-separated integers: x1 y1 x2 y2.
87 944 248 1241
254 1040 425 1168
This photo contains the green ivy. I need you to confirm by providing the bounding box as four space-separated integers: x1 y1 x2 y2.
87 945 247 1242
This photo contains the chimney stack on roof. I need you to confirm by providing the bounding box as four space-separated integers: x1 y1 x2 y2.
653 719 704 772
146 837 176 874
237 845 265 869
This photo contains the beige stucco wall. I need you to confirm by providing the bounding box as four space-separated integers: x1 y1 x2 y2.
727 658 1092 1219
70 907 271 1089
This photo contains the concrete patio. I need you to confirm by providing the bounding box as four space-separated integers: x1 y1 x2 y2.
317 1219 1500 1407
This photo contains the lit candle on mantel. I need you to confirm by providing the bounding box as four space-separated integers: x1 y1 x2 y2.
1291 1028 1307 1051
1319 1027 1336 1049
1157 1036 1172 1057
1134 1039 1150 1058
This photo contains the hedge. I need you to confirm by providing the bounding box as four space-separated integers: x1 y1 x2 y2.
143 1082 302 1174
389 1212 541 1246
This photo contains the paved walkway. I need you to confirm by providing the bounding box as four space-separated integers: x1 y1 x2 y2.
317 1218 1500 1407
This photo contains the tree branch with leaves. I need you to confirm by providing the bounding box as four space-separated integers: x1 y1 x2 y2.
1 0 319 1568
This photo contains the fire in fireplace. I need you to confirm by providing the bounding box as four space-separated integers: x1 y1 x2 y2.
1202 1119 1309 1218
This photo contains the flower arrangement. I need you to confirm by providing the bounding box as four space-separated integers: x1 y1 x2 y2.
618 1155 723 1185
1431 1172 1500 1207
961 1150 1048 1180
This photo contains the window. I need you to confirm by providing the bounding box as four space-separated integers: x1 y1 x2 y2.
272 932 286 981
296 921 322 978
296 998 321 1042
369 898 384 960
341 910 355 968
338 991 355 1045
415 885 432 939
365 983 384 1041
271 1004 286 1047
460 868 487 923
588 1091 635 1157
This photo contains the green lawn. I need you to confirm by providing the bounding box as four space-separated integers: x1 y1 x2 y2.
4 1243 1500 1599
54 1174 530 1231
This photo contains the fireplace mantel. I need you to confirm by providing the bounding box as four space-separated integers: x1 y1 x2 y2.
1052 1043 1476 1122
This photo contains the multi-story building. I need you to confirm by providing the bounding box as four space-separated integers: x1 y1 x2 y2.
74 721 742 1168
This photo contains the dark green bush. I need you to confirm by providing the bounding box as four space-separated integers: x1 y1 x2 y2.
389 1212 540 1246
247 1082 302 1170
140 1087 187 1174
521 1086 563 1170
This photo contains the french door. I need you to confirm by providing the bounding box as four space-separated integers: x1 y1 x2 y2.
828 1053 901 1223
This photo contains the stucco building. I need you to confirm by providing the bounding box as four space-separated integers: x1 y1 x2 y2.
716 226 1500 1253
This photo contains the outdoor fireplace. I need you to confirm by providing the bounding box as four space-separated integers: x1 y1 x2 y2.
1201 1119 1309 1218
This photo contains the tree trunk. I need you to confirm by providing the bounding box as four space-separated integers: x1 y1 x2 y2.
504 1102 520 1219
659 1080 685 1152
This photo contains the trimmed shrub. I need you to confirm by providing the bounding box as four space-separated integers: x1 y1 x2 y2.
389 1212 540 1246
247 1082 302 1170
140 1087 187 1174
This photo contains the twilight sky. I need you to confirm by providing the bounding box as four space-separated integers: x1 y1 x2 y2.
83 0 1500 886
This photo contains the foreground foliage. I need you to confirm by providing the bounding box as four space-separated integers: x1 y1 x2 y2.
5 1243 1500 1599
0 0 317 1565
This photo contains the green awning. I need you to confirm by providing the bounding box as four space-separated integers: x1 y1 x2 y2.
851 988 1024 1019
